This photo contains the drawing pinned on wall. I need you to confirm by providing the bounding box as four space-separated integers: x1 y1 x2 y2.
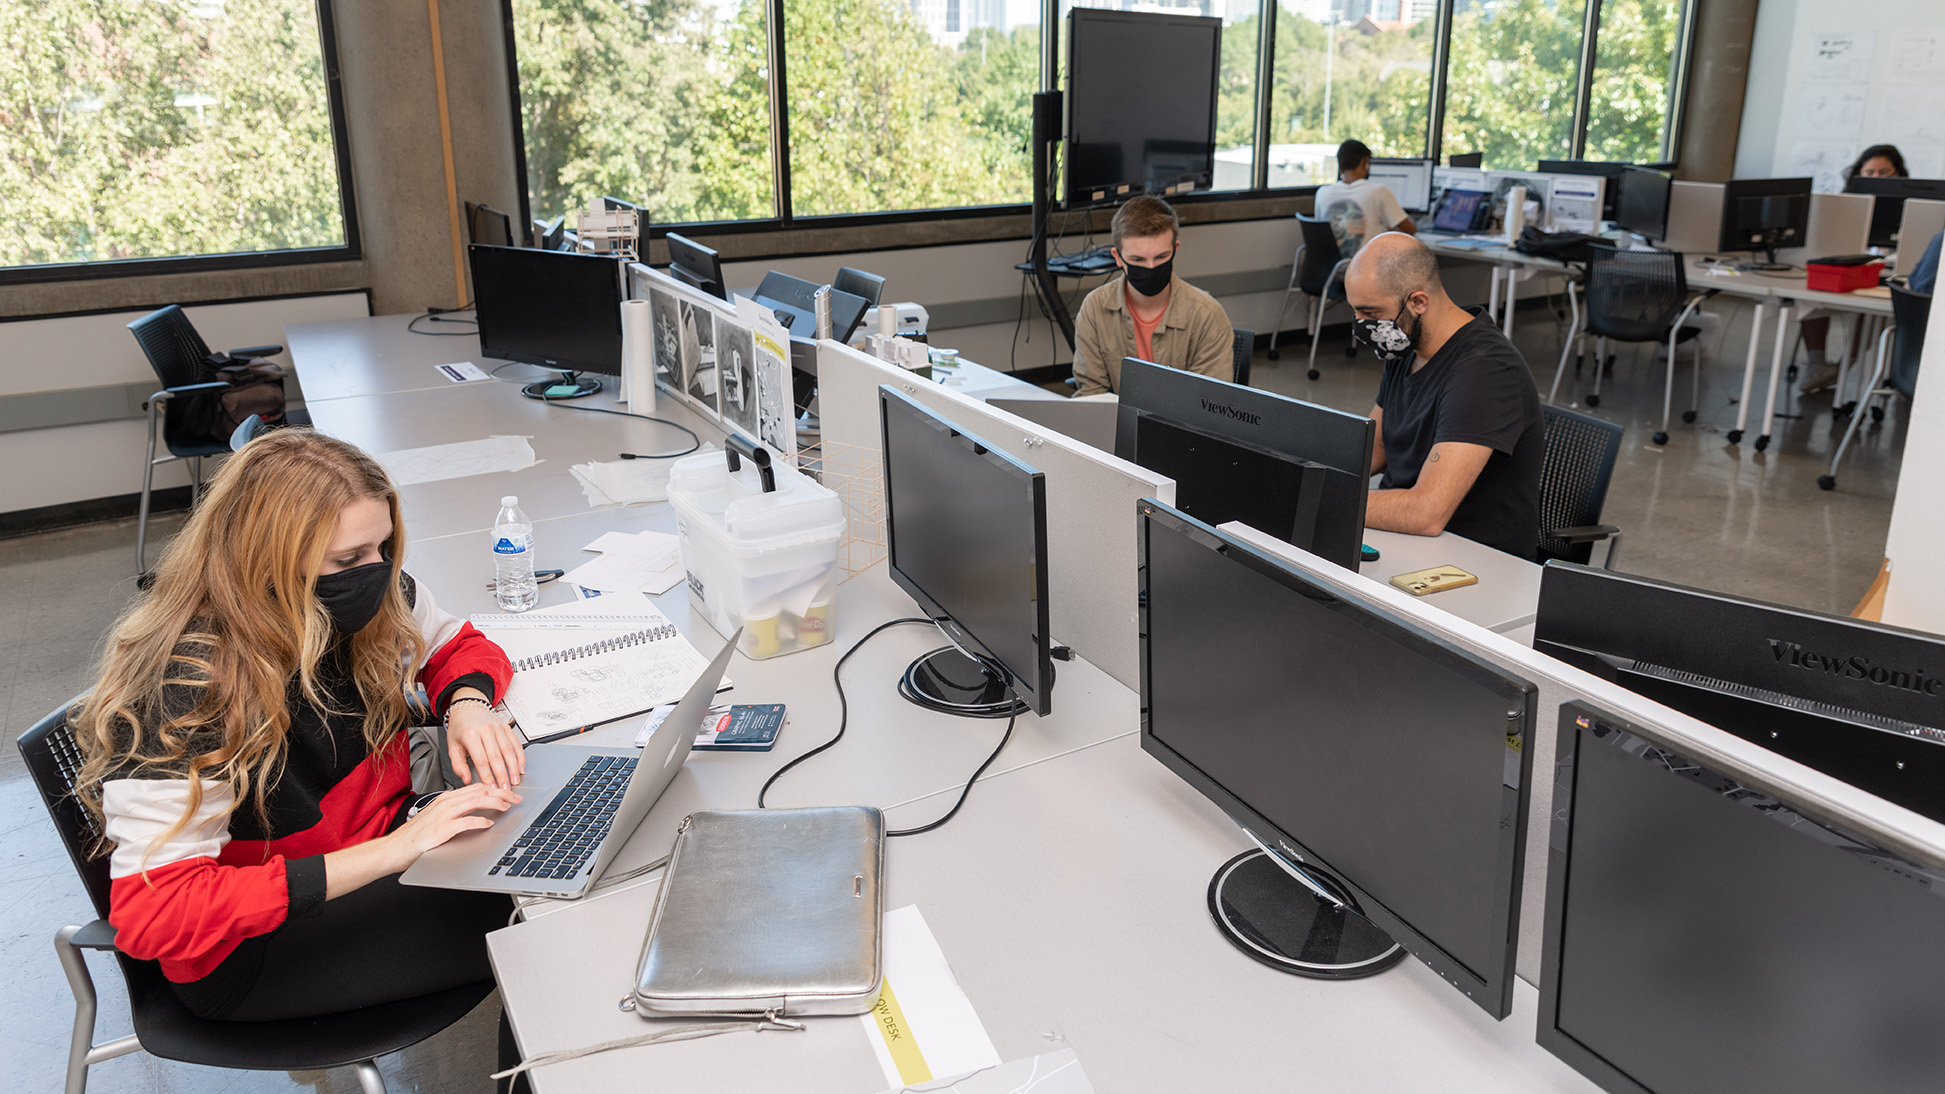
716 320 759 439
649 288 683 390
1872 88 1945 149
1804 30 1876 85
1904 148 1945 181
1889 29 1944 81
1785 141 1853 195
735 296 795 461
681 299 717 410
1798 87 1867 142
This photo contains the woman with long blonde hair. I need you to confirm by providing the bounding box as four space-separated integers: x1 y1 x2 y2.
75 429 525 1021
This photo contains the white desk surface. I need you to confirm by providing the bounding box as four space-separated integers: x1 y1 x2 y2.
1356 529 1541 634
490 732 1596 1094
287 314 518 402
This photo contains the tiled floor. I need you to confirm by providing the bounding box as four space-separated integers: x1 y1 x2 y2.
0 301 1906 1091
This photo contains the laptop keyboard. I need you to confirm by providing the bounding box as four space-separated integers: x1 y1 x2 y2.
490 755 637 881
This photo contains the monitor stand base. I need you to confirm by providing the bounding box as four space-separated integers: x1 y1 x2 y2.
900 646 1029 718
521 373 603 400
1207 850 1406 979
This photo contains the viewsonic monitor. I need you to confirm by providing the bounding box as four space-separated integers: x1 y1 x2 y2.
468 244 622 399
1540 698 1945 1094
1138 501 1537 1018
1534 562 1945 822
880 387 1053 718
1065 9 1219 205
664 232 728 301
1115 358 1372 571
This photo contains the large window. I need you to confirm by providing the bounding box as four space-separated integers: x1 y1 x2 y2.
785 0 1039 216
1443 0 1589 170
2 0 353 272
1583 0 1686 162
505 0 1695 228
512 0 776 225
1268 0 1432 187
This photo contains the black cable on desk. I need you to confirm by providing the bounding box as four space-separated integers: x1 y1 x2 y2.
406 310 479 336
756 617 1019 837
544 401 704 459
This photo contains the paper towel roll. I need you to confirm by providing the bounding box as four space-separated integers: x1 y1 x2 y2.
1504 185 1527 242
619 298 656 413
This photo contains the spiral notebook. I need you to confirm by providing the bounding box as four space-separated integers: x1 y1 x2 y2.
496 616 726 743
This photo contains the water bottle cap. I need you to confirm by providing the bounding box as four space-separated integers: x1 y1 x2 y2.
501 495 519 507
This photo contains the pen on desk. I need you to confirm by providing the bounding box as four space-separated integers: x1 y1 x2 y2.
526 723 595 746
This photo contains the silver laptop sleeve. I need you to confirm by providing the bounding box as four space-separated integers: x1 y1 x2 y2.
632 805 885 1017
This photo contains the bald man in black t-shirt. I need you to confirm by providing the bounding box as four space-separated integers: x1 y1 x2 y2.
1348 233 1543 558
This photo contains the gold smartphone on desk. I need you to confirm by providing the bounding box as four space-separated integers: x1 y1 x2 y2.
1390 565 1478 596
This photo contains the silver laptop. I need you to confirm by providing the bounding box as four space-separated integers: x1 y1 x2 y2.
401 631 739 899
990 397 1118 451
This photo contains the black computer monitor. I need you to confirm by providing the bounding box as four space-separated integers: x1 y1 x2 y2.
1065 9 1219 205
664 232 728 301
1846 176 1945 249
1114 358 1372 571
1538 160 1631 220
601 196 646 216
1534 562 1945 822
1539 698 1945 1094
468 244 622 399
880 387 1053 718
1138 501 1538 1018
1368 158 1436 214
466 202 513 247
753 271 870 343
1449 151 1484 168
1613 165 1673 241
1717 178 1813 269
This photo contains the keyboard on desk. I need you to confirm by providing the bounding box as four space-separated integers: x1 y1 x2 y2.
491 755 636 880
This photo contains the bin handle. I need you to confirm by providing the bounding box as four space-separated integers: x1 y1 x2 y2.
725 432 777 493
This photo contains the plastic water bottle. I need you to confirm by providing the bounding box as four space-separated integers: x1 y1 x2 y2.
492 495 538 612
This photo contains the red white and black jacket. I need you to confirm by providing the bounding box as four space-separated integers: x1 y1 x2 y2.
101 575 512 983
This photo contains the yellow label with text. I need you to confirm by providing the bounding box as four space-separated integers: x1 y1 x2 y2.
870 977 931 1084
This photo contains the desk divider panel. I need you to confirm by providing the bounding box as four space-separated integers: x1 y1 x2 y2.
1805 192 1873 257
1898 199 1945 277
1663 180 1725 255
816 340 1174 691
1217 521 1945 989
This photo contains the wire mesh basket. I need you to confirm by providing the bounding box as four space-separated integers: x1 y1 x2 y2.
797 440 885 583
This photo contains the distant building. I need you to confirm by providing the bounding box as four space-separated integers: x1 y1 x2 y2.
909 0 1007 48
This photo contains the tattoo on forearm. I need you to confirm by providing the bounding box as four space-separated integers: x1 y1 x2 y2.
1428 450 1441 462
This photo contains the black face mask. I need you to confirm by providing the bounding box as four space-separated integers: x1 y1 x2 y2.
1121 255 1174 298
1352 300 1424 364
315 559 393 634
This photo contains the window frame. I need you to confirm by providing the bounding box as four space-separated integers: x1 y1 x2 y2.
0 0 363 286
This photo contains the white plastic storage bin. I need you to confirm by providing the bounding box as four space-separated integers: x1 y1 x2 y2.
667 442 846 659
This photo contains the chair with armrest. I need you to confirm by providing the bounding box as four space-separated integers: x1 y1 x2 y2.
126 306 286 581
1230 328 1253 387
1820 283 1931 491
833 267 887 307
1537 404 1625 567
1266 214 1355 380
1555 245 1703 446
20 703 496 1094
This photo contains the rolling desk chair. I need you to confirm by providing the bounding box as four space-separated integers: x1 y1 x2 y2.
1537 404 1624 567
1267 214 1355 380
1820 283 1931 491
126 306 285 581
19 704 497 1094
1557 245 1702 446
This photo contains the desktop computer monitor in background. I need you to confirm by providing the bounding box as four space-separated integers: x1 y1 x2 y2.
880 387 1054 718
1449 151 1484 168
1540 698 1945 1094
1534 561 1945 823
1114 358 1373 571
1716 178 1813 269
1065 9 1219 204
1537 160 1631 220
468 244 623 399
1138 501 1538 1018
1846 176 1945 249
1614 166 1673 242
664 232 728 301
1368 158 1435 214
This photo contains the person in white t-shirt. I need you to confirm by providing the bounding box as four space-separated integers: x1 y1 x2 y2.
1312 140 1417 259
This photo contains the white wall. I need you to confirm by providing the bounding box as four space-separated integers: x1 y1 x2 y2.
1736 1 1945 186
1878 291 1943 634
1 293 370 516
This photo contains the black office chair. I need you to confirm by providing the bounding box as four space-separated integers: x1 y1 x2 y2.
833 267 887 307
1231 328 1253 387
1820 283 1931 491
20 704 497 1094
1560 246 1702 446
127 306 286 580
1537 405 1625 567
1267 214 1355 380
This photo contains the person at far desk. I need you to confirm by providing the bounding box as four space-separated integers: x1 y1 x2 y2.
1800 143 1908 394
1072 194 1234 395
1351 233 1543 558
1313 139 1417 258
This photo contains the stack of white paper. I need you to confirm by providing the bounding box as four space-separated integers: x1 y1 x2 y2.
564 530 683 596
569 443 718 508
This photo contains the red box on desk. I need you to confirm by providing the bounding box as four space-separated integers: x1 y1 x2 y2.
1805 259 1884 293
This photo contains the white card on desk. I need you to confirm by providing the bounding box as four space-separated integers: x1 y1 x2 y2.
433 360 492 383
860 905 1002 1089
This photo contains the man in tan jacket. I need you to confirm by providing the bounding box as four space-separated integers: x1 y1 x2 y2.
1072 195 1234 396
